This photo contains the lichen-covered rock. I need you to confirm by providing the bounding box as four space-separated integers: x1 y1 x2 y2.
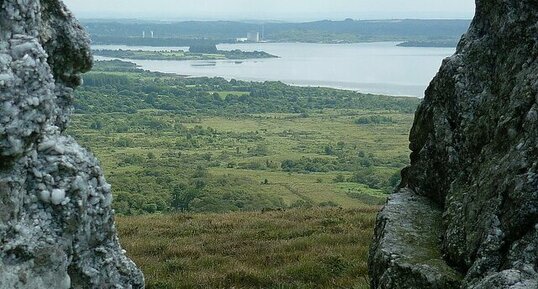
369 190 463 289
0 1 144 288
369 0 538 288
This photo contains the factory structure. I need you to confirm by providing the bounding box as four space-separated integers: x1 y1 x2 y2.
247 32 260 42
141 31 155 38
237 32 262 42
237 25 265 43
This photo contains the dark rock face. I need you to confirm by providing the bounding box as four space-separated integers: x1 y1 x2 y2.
0 0 144 288
369 0 538 288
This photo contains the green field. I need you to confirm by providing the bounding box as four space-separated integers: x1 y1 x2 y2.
71 108 412 215
70 60 419 288
70 60 418 215
117 207 377 289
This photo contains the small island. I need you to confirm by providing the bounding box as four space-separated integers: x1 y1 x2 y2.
397 40 458 48
92 45 278 61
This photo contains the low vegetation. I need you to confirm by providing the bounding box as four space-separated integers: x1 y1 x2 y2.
92 48 278 61
70 60 419 215
71 60 420 288
117 207 377 289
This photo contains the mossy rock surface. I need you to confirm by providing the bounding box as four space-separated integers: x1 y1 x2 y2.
369 189 462 289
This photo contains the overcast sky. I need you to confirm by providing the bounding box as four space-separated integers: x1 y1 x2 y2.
63 0 476 21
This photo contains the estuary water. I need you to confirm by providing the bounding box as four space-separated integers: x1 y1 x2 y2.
92 42 455 97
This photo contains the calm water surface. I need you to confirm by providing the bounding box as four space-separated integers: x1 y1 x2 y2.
93 42 455 97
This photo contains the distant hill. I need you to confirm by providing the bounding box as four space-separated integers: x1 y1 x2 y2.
83 19 471 46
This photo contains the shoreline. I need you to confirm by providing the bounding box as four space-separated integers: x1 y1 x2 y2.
91 41 447 98
93 57 424 98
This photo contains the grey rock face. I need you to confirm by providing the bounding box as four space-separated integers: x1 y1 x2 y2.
369 0 538 288
0 1 144 288
369 190 463 289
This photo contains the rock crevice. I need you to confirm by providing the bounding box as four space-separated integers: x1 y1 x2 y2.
369 0 538 288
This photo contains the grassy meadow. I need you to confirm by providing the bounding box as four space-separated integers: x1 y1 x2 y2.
71 60 420 288
70 108 413 214
117 207 376 289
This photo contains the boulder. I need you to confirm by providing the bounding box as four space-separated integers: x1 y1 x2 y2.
369 0 538 288
0 1 144 288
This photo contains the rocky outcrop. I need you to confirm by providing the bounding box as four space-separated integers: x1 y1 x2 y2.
0 1 144 288
369 0 538 288
369 190 463 288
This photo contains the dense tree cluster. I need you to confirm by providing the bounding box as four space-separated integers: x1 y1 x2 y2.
76 61 420 116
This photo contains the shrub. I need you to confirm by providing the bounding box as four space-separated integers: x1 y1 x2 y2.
355 115 394 125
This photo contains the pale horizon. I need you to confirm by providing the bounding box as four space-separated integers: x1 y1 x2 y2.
63 0 476 22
